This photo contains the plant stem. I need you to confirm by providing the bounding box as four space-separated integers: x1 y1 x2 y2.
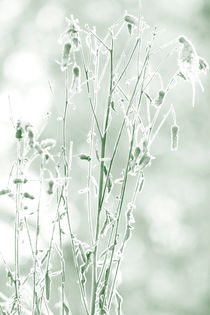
32 159 43 314
101 123 136 311
90 36 114 315
107 171 142 311
62 69 90 315
14 140 22 315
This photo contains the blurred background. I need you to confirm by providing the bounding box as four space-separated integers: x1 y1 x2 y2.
0 0 209 314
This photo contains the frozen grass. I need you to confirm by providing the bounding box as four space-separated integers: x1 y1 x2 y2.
0 10 208 315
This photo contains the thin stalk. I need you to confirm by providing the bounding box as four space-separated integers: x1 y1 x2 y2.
112 38 140 93
149 105 172 145
90 36 114 315
100 124 136 311
32 159 43 315
107 171 142 311
57 198 65 315
62 69 89 315
98 46 152 309
81 50 102 141
14 140 22 315
98 52 149 214
87 46 100 245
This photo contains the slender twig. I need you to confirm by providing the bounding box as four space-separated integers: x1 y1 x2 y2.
32 159 43 315
14 140 22 315
62 69 90 315
90 34 114 315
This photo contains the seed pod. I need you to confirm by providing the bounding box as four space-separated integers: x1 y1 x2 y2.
138 171 145 193
72 37 80 50
13 178 27 184
171 124 179 151
134 147 141 159
23 192 35 200
199 57 209 72
70 64 81 93
61 42 71 71
47 180 54 195
27 127 34 147
153 90 165 107
124 14 137 26
73 65 80 78
79 154 91 161
127 23 133 35
139 152 153 169
16 121 23 140
45 271 51 301
7 271 14 287
0 189 11 196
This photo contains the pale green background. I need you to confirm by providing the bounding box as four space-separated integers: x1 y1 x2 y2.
0 0 210 314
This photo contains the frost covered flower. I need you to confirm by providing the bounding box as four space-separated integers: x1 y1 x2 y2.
178 36 208 107
61 42 71 71
70 64 81 94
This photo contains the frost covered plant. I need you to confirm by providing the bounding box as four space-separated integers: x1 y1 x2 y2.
178 35 208 107
0 11 208 315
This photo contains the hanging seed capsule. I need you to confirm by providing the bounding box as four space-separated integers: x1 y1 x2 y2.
171 124 179 151
71 64 81 93
0 189 11 196
47 180 54 195
23 192 35 200
45 271 51 301
127 23 133 35
25 124 34 147
13 178 27 184
72 37 80 50
61 42 71 71
7 271 14 287
134 147 141 159
153 90 165 107
73 65 80 78
16 121 23 140
124 14 137 26
138 172 145 193
199 57 209 72
79 154 91 161
139 152 154 169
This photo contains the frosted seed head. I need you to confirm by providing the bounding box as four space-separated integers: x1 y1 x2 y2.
171 124 179 151
0 189 11 196
124 14 137 26
179 36 187 44
134 147 141 159
61 42 71 71
79 154 91 161
127 23 133 35
45 271 51 301
13 178 27 184
199 57 209 73
47 180 54 195
23 192 35 200
16 120 24 140
153 90 165 107
139 152 154 169
73 65 80 78
72 37 80 50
